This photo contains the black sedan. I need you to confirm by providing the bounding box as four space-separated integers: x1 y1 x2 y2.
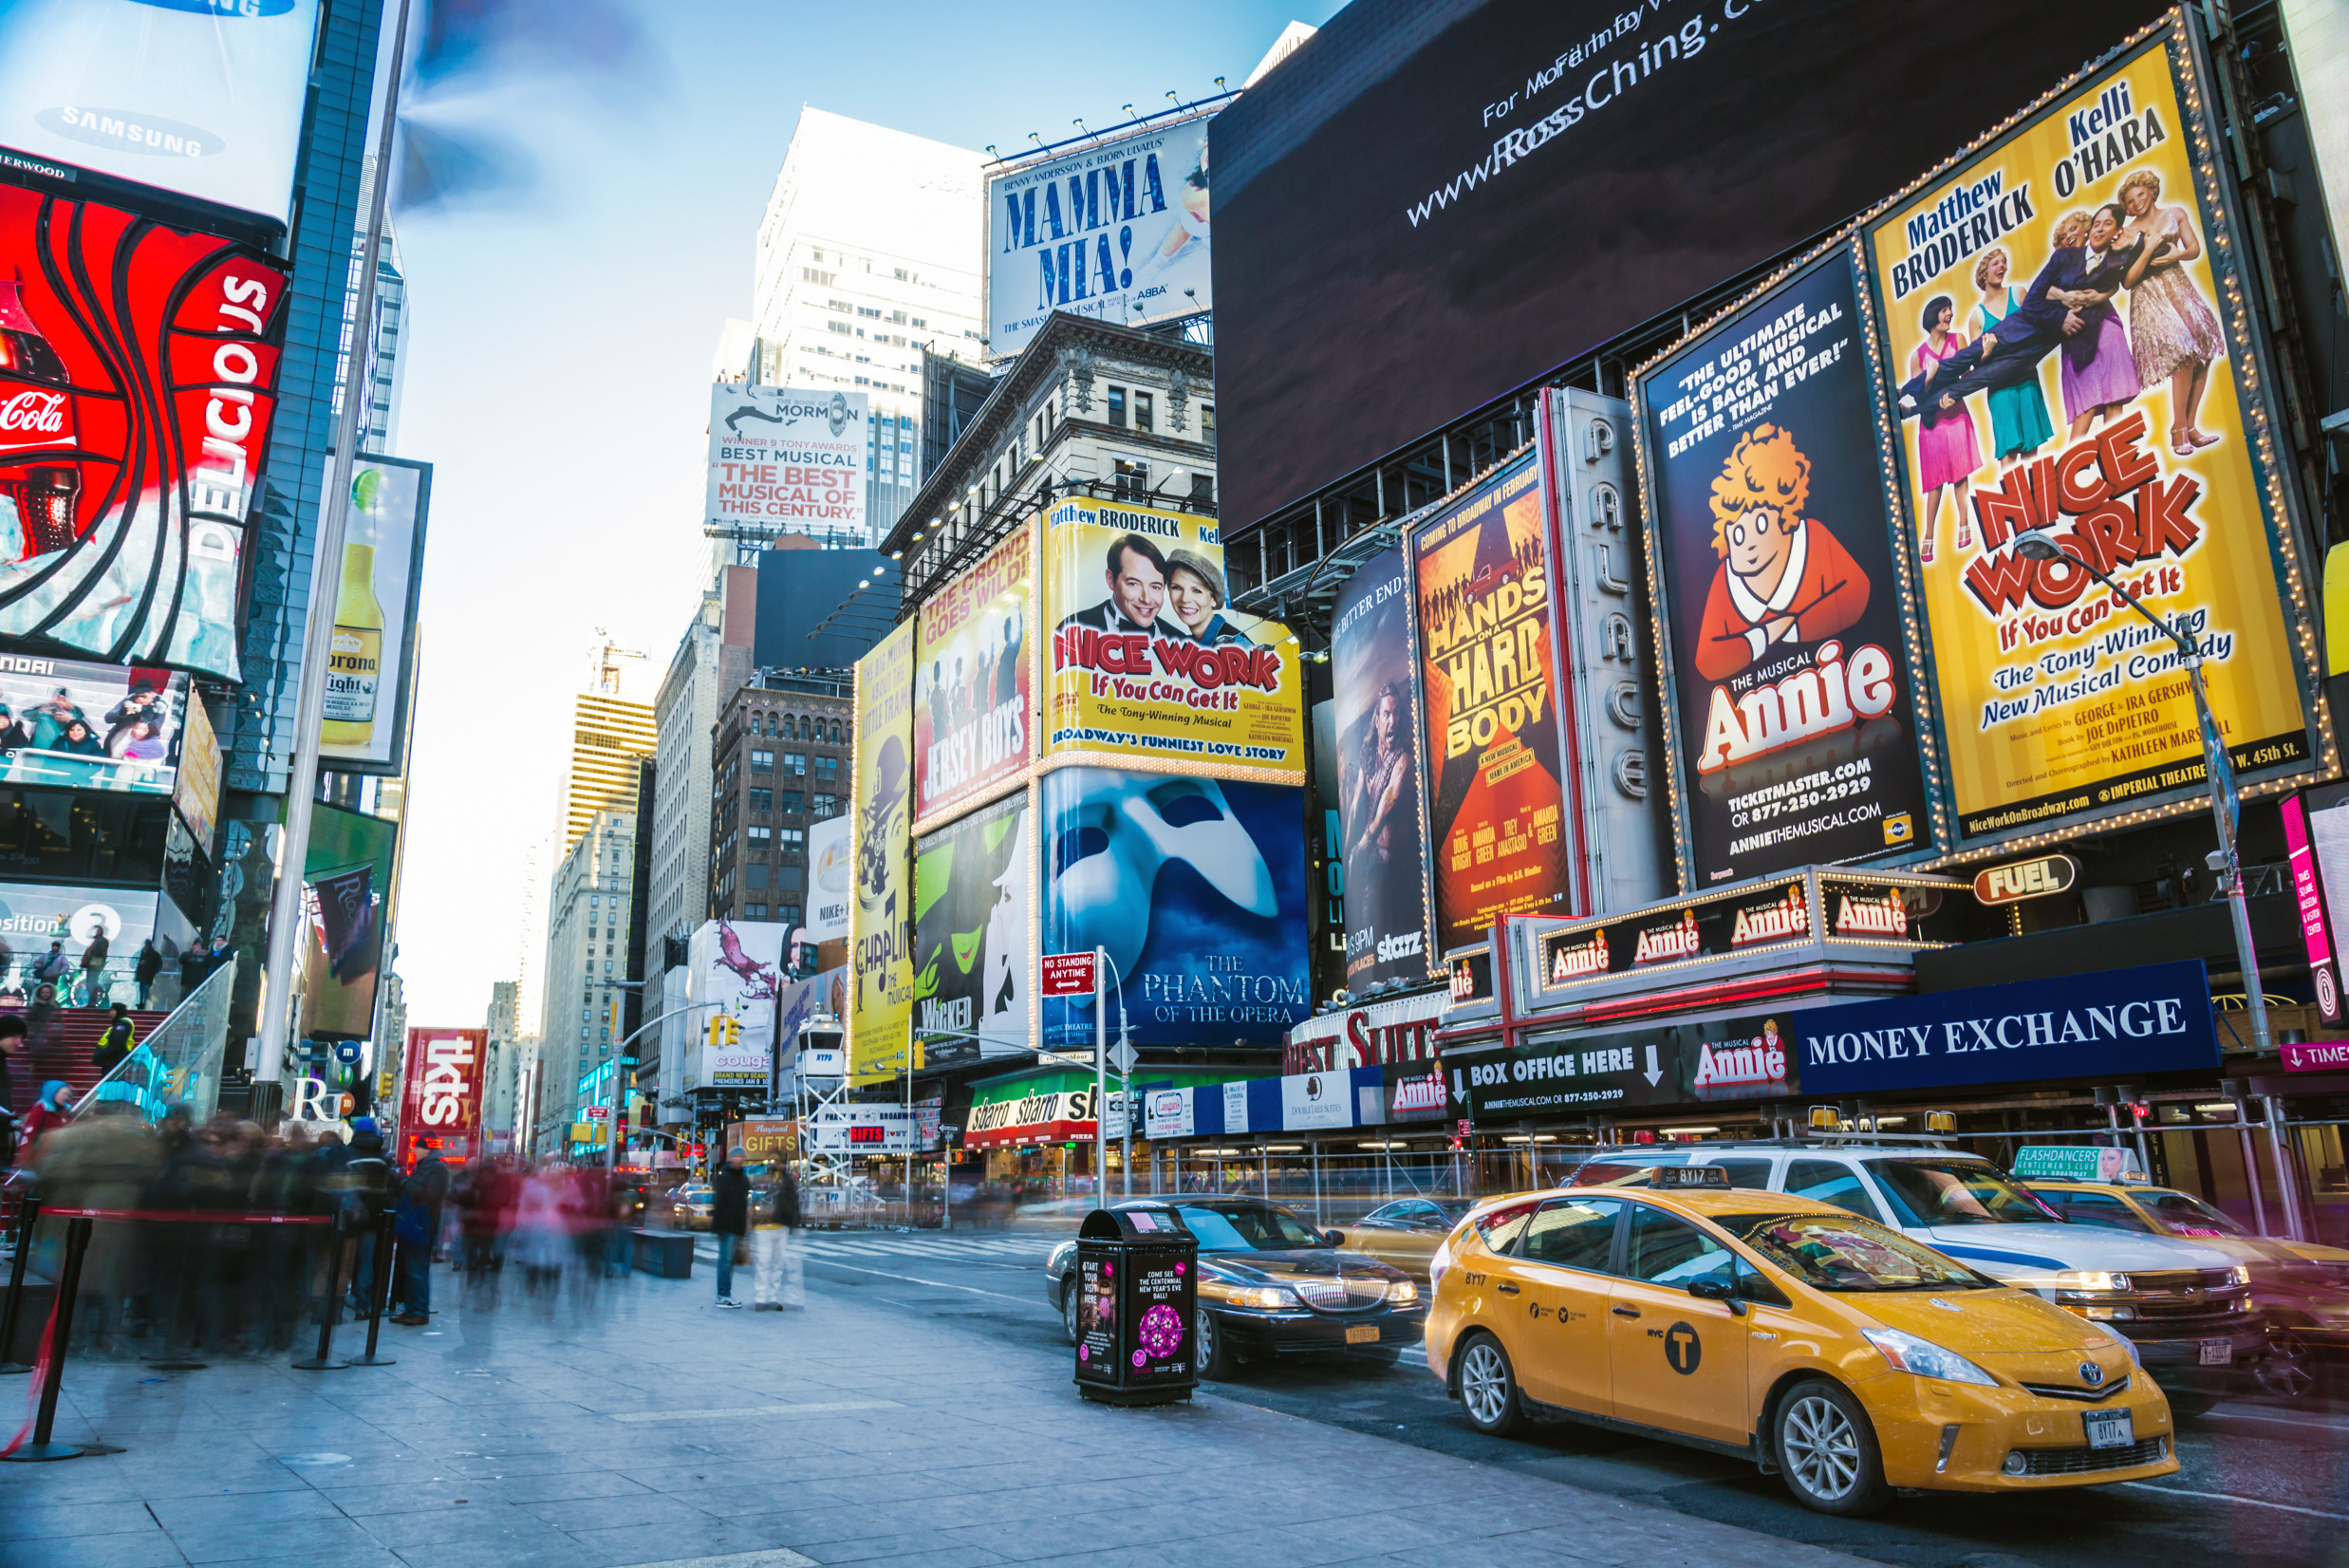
1044 1197 1426 1378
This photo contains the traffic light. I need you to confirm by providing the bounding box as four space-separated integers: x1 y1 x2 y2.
705 1014 741 1049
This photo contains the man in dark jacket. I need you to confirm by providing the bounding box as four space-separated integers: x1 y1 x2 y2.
91 1004 136 1077
751 1167 803 1311
390 1151 451 1325
133 940 162 1009
711 1148 751 1308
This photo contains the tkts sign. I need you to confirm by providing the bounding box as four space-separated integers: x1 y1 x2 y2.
0 184 289 679
398 1027 487 1168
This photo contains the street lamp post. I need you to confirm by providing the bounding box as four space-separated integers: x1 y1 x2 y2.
2009 533 2271 1059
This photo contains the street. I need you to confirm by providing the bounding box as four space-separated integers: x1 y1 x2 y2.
772 1228 2349 1568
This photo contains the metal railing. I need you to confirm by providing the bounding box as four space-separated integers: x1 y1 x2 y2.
74 958 238 1123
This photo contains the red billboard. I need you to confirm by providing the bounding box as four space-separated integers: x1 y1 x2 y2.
397 1027 488 1169
0 183 289 678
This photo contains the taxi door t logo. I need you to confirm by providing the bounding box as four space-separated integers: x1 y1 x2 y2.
1665 1321 1702 1375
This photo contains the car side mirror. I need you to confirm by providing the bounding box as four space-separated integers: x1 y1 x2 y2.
1687 1277 1746 1316
1325 1230 1345 1247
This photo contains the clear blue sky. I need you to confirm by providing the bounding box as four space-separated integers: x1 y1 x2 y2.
391 1 1344 1031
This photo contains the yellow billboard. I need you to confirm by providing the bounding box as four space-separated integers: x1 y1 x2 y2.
1864 29 2319 847
850 620 916 1083
1041 496 1302 775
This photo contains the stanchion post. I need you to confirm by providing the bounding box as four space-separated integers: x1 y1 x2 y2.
291 1211 350 1371
349 1209 397 1367
5 1215 91 1460
0 1195 39 1374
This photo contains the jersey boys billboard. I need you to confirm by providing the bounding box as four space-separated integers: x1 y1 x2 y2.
1408 457 1571 949
1865 32 2319 845
0 184 289 679
1042 497 1301 775
706 384 869 539
914 524 1032 823
1636 253 1934 886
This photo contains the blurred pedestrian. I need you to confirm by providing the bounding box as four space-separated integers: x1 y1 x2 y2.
390 1149 450 1325
712 1146 750 1308
133 939 161 1010
78 926 109 1007
29 941 69 992
24 981 55 1051
752 1164 802 1311
33 1100 159 1351
18 1079 72 1155
0 1013 26 1116
511 1166 568 1311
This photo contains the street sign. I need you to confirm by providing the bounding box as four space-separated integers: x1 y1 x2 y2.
1041 950 1098 997
586 1105 609 1121
1971 854 2080 905
1108 1040 1138 1075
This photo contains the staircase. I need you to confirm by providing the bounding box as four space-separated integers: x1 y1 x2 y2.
7 1003 172 1110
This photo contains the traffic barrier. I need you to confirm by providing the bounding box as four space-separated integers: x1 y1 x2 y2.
2 1215 90 1461
348 1209 397 1368
293 1210 352 1372
0 1195 37 1375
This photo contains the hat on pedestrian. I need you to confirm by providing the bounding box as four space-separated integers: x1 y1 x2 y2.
729 1146 747 1160
351 1115 379 1135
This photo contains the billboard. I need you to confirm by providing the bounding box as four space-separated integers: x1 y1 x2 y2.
914 523 1033 822
850 620 916 1083
1042 496 1301 774
1038 766 1310 1051
1330 547 1432 989
173 684 219 853
806 813 851 943
1636 252 1935 885
397 1028 487 1169
773 962 847 1076
688 917 788 1089
320 457 430 774
1452 1010 1808 1121
1863 32 2320 846
0 0 321 225
0 183 289 678
1206 0 2169 533
300 801 396 1041
1408 456 1571 949
752 546 897 671
707 384 868 540
912 792 1031 1065
985 114 1214 359
0 655 184 794
0 880 165 999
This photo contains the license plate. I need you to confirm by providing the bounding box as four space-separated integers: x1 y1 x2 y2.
2200 1338 2233 1366
1346 1324 1381 1345
2083 1409 2134 1450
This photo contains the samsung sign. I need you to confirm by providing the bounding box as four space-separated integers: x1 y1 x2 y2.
1797 961 2220 1096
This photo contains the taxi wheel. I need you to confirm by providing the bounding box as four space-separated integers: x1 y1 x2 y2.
1060 1279 1080 1346
1774 1380 1891 1516
1455 1334 1526 1436
2254 1328 2316 1400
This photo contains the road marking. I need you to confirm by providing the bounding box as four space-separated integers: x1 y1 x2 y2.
2120 1482 2349 1521
610 1400 900 1424
632 1551 818 1568
2196 1405 2349 1435
802 1257 1053 1307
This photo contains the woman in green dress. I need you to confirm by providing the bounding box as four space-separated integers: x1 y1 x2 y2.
1967 247 2056 469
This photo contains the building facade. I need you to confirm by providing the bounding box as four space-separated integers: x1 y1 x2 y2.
742 107 988 539
536 807 639 1151
708 681 849 929
563 693 657 850
483 978 520 1145
646 578 755 955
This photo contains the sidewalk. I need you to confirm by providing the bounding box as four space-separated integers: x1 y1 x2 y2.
0 1262 1876 1568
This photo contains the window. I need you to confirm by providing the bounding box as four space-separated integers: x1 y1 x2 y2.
803 268 835 285
778 828 805 851
812 793 841 817
749 788 772 812
828 320 852 335
1621 1206 1739 1286
745 903 767 920
2040 1191 2154 1232
1189 474 1215 507
747 865 768 889
1202 404 1215 444
777 791 804 814
748 825 773 844
2137 1189 2251 1237
814 756 840 778
1520 1197 1623 1270
1133 390 1154 432
1785 1160 1886 1223
782 753 807 775
778 905 802 927
912 316 926 328
1113 459 1148 501
750 750 774 772
858 306 881 318
1865 1159 2060 1227
1107 385 1127 427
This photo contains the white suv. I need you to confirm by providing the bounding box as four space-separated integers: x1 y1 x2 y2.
1571 1142 2263 1412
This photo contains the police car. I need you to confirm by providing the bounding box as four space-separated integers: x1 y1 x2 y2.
1426 1167 2179 1514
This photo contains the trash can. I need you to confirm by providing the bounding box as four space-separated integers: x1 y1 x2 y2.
1073 1204 1199 1406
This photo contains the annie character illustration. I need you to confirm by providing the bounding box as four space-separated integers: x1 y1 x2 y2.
1693 425 1871 684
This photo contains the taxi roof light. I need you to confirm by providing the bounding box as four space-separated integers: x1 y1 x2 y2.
1808 1105 1843 1130
1650 1166 1730 1188
1925 1111 1958 1134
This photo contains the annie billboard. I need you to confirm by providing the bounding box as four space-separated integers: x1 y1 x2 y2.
1038 766 1309 1051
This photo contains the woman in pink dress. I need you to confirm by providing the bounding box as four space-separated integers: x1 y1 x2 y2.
2117 169 2226 456
2053 203 2142 440
1909 294 1982 564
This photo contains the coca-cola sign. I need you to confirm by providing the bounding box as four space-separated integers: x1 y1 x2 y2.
0 184 289 678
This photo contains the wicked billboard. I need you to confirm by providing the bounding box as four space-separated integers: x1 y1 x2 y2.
912 791 1032 1064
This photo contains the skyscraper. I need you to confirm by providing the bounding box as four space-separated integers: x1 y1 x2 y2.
742 108 988 539
563 692 657 850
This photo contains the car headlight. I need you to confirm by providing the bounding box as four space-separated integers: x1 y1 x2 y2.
1861 1327 2000 1387
2050 1271 2130 1293
1387 1279 1419 1305
1231 1285 1298 1310
2229 1265 2251 1287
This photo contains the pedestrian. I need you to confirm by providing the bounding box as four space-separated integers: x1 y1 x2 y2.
78 926 109 1007
133 939 161 1010
177 940 206 998
711 1146 751 1308
0 1013 26 1117
752 1164 803 1311
30 941 70 999
390 1149 450 1325
91 1003 136 1078
24 981 56 1052
18 1078 71 1153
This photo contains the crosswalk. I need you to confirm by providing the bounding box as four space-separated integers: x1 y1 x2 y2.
689 1230 1058 1265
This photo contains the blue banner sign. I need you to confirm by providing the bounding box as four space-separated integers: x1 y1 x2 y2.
1797 960 2219 1096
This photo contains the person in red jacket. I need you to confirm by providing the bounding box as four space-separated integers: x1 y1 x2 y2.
18 1080 73 1158
1692 424 1872 685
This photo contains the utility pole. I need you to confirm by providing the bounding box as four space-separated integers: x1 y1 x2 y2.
254 0 414 1123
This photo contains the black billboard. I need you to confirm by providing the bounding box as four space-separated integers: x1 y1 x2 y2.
754 548 898 671
1210 0 2169 531
1634 252 1934 886
1331 546 1433 988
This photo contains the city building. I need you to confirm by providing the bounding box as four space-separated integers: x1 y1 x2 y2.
740 107 988 539
337 156 409 457
483 979 521 1145
646 573 755 957
367 971 406 1117
563 691 657 851
708 680 849 928
536 807 639 1152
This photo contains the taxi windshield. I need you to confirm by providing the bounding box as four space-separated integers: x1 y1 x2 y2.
1720 1212 1989 1291
1868 1158 2062 1226
2141 1188 2251 1237
1175 1204 1327 1252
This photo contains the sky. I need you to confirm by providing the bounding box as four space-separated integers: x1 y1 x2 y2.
389 0 1344 1032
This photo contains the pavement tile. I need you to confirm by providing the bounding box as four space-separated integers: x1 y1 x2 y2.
166 1515 399 1565
498 1466 658 1503
526 1489 740 1531
566 1519 802 1565
148 1485 347 1532
798 1534 1006 1566
0 1532 190 1568
1 1500 170 1540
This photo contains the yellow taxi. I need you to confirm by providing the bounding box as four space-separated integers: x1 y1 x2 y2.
1426 1168 2178 1514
